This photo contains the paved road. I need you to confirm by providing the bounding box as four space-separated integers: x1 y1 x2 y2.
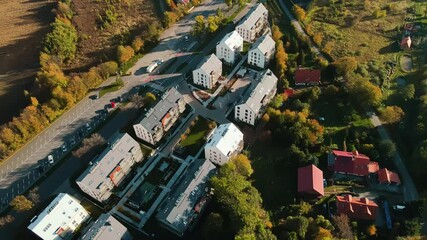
0 0 227 212
277 0 327 62
369 113 419 202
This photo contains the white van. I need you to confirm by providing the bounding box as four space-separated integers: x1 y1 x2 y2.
147 62 158 73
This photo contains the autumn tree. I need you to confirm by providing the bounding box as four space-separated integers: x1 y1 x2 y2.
207 15 220 33
0 215 14 229
313 33 323 46
117 45 135 64
231 154 253 177
366 224 377 236
379 106 404 124
10 195 33 212
163 11 179 28
331 214 354 240
97 61 118 79
345 76 382 107
192 15 206 36
275 40 288 80
225 0 232 7
145 92 157 105
131 37 144 53
293 5 306 21
72 133 106 158
271 24 283 42
333 57 358 76
130 94 145 108
28 187 40 204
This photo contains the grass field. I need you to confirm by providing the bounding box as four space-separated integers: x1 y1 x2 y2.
179 117 213 156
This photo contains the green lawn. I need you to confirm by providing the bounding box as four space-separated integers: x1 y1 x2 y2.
99 82 123 97
179 116 213 156
226 4 246 23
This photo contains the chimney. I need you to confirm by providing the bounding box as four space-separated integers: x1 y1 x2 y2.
352 150 359 156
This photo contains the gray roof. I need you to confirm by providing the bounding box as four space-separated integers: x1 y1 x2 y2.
195 53 222 75
156 159 216 236
239 69 278 114
250 34 275 55
76 133 140 200
137 88 183 133
237 3 268 30
80 214 132 240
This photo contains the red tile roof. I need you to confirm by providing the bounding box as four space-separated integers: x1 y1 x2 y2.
295 68 321 85
330 150 379 176
377 168 401 185
336 195 378 220
298 165 324 196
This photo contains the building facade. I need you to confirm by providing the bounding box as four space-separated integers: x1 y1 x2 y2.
133 88 186 145
235 69 278 126
236 3 268 42
76 133 143 203
28 193 90 240
248 34 275 68
328 150 379 177
192 54 222 89
216 31 243 64
204 123 244 165
81 214 132 240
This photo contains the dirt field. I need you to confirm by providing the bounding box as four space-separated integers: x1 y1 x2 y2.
0 0 55 124
69 0 161 71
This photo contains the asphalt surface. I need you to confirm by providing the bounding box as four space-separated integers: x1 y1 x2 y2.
0 1 258 238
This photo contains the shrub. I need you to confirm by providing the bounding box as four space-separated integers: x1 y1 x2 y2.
131 38 144 53
10 195 33 212
373 9 387 18
43 18 78 63
117 45 135 64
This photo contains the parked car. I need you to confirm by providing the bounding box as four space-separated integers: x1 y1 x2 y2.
184 36 189 42
47 155 54 164
70 138 76 146
85 123 91 131
61 145 67 153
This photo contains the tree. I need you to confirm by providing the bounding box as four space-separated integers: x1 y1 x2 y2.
275 40 288 80
379 106 405 124
271 24 283 42
346 76 382 107
201 213 227 240
313 33 323 46
262 113 270 123
97 61 118 79
225 0 232 7
333 57 358 76
10 195 33 212
400 84 415 101
373 9 387 18
28 187 40 204
378 139 396 159
145 92 157 104
270 95 284 109
284 216 309 239
293 5 306 21
331 214 354 240
72 133 106 158
163 11 179 28
131 37 144 53
43 18 78 62
130 94 145 108
192 15 206 36
366 224 377 236
0 215 14 229
231 154 253 177
402 218 421 236
117 45 135 64
207 16 219 33
315 228 332 240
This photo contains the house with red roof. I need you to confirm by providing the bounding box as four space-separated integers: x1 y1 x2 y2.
294 68 321 86
328 150 379 177
336 195 378 221
377 168 401 185
298 165 324 197
400 36 412 50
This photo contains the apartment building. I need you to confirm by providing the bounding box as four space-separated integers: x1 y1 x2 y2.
234 69 278 126
76 133 143 203
236 3 268 42
204 123 244 165
248 34 275 68
216 31 243 64
81 214 132 240
133 88 186 145
192 54 222 89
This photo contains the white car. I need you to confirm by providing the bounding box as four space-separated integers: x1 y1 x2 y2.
47 155 54 164
61 145 67 153
85 123 91 131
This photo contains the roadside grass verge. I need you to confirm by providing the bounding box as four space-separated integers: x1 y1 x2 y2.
99 81 124 97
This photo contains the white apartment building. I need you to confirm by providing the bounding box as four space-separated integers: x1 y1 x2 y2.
133 88 186 145
76 133 143 203
248 34 275 68
216 31 243 64
236 3 268 42
81 214 132 240
235 69 278 126
192 54 222 89
28 193 90 240
204 123 244 165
